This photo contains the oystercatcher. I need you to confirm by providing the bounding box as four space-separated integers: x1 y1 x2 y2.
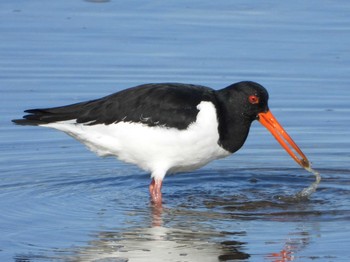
12 81 310 204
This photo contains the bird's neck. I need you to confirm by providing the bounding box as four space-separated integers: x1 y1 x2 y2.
215 91 253 153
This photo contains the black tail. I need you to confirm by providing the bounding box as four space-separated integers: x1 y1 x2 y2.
12 101 92 126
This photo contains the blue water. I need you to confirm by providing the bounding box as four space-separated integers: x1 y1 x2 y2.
1 1 350 261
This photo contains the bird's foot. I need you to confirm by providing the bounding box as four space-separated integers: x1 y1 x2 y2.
149 178 163 206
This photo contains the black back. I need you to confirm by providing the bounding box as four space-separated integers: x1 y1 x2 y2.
12 83 217 130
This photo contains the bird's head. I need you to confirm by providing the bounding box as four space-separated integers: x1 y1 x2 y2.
225 81 310 169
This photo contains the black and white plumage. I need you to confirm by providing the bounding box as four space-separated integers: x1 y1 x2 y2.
13 81 309 204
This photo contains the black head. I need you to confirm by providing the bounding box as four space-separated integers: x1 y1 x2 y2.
217 81 311 169
218 81 269 122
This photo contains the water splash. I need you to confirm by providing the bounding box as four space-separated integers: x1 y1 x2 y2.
278 166 321 202
296 166 321 198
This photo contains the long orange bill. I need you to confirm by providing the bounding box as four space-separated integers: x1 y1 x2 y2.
258 110 310 169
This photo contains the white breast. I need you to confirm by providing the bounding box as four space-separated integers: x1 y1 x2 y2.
43 101 230 180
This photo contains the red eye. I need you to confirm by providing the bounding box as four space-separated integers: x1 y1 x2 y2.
248 95 259 104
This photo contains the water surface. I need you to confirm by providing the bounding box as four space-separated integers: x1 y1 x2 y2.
1 1 350 261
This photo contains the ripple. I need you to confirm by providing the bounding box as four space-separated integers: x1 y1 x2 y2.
2 165 349 261
163 167 350 222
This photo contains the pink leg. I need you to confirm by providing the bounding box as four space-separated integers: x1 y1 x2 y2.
149 178 163 205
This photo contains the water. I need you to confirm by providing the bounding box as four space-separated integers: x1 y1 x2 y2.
1 0 350 261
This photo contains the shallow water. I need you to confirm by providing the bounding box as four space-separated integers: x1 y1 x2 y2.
1 1 350 261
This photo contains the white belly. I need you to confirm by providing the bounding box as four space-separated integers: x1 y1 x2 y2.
43 101 230 180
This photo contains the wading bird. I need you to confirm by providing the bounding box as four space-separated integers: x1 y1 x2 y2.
13 81 309 205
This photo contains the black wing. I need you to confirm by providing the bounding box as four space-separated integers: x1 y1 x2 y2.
12 83 217 130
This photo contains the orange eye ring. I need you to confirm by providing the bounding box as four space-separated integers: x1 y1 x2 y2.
249 95 259 104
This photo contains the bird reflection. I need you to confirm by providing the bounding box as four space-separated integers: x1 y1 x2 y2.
13 200 317 262
69 204 250 261
150 202 163 227
266 228 312 262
